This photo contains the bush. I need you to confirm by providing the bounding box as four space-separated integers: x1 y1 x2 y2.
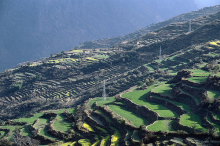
136 81 144 86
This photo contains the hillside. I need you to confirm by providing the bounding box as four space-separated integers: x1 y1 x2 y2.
76 5 220 49
0 7 220 145
0 0 199 72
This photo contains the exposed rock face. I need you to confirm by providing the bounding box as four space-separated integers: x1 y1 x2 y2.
171 70 192 83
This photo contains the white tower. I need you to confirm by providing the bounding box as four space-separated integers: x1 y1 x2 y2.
159 46 162 61
189 19 191 32
102 80 106 100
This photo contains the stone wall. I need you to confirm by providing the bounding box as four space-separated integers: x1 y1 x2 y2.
171 85 198 111
115 97 159 124
171 119 192 133
146 95 187 116
179 83 207 102
93 102 138 136
180 79 203 88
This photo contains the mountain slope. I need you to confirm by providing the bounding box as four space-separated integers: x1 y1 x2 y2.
0 0 199 72
0 10 220 121
76 5 220 49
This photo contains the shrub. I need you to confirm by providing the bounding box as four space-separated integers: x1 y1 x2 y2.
136 81 144 86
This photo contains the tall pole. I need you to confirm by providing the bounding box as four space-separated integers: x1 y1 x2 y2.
159 46 162 61
102 80 106 100
189 19 191 32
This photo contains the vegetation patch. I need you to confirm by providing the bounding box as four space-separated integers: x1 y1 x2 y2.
187 77 207 83
78 139 91 146
88 97 115 107
92 139 100 146
111 127 121 146
206 117 220 136
180 113 206 132
132 130 141 142
85 57 99 61
0 126 21 131
212 113 220 120
13 113 43 123
97 126 107 133
108 105 148 127
154 96 191 112
39 126 59 140
101 135 110 146
147 120 174 132
93 54 109 59
61 142 76 146
152 84 172 97
72 50 83 53
0 131 7 139
210 40 220 46
122 83 178 117
34 118 48 129
95 110 112 123
207 90 220 99
53 114 72 132
83 123 94 132
21 124 31 136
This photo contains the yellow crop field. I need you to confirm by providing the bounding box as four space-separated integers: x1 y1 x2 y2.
86 57 99 61
83 122 94 132
210 40 220 46
47 58 78 64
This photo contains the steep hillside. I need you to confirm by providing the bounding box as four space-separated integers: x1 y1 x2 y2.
76 5 220 49
0 0 199 72
1 8 220 145
0 11 219 120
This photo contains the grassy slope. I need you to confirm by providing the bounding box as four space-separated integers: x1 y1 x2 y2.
111 127 121 146
153 96 191 112
180 113 206 132
53 114 72 132
78 139 91 146
13 113 43 123
152 84 172 97
122 83 178 118
108 105 148 127
33 118 48 129
88 97 116 108
147 120 175 132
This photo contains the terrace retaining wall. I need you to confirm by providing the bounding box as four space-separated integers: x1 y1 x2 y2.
180 79 203 88
171 85 197 110
179 83 207 102
115 97 159 124
171 119 192 134
146 95 187 116
93 103 138 135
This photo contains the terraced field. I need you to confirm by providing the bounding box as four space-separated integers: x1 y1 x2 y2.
1 36 220 145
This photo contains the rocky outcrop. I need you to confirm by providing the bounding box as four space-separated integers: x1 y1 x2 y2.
169 70 192 83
